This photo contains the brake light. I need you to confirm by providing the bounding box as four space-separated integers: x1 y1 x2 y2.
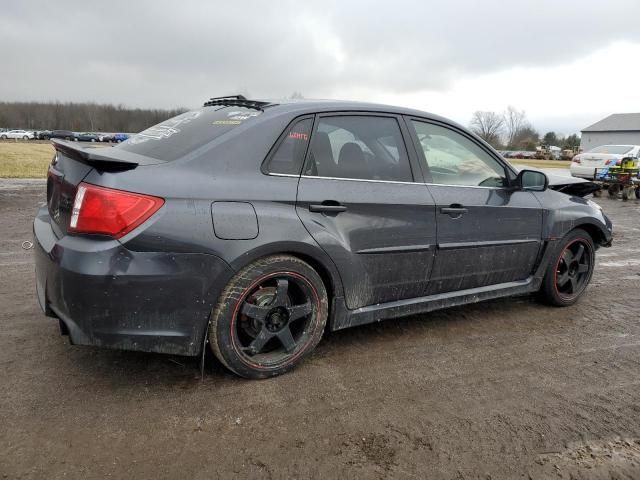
573 156 581 164
69 182 164 238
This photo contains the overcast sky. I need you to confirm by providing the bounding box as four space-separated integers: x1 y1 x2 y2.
2 0 640 134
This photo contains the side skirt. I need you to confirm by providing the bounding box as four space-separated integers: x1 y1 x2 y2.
332 277 539 330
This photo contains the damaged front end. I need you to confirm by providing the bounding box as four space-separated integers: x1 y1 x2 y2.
546 173 600 197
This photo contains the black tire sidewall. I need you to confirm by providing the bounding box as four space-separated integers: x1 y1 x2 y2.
209 255 328 379
540 229 595 306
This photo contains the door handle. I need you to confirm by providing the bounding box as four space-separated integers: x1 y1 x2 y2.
440 205 468 217
309 203 347 213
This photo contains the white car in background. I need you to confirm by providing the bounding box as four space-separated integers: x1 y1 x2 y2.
0 129 35 140
570 145 640 179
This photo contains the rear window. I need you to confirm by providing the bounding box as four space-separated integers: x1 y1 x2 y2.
119 107 262 161
589 145 633 154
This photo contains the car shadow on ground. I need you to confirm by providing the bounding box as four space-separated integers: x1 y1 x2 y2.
59 293 545 389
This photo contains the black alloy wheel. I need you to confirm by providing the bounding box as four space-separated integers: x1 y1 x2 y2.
555 239 592 300
538 228 595 306
209 255 328 379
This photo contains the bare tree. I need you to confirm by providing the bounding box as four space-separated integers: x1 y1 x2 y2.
469 111 504 146
504 105 526 148
512 123 539 149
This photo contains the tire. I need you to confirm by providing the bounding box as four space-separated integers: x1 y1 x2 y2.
538 229 595 307
0 135 6 140
635 188 640 200
43 136 50 140
608 184 620 197
592 189 602 198
209 255 328 379
22 135 29 140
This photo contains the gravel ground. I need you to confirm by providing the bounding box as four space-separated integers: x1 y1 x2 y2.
1 180 639 479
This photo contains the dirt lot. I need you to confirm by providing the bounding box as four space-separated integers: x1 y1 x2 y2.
1 180 639 479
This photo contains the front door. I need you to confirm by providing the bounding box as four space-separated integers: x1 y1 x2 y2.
407 119 543 294
296 114 437 310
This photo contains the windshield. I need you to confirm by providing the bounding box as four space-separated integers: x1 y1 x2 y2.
588 145 633 154
118 106 263 161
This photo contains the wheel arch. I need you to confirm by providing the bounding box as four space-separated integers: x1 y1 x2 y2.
572 222 608 247
227 241 345 302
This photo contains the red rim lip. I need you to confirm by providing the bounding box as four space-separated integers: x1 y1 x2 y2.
230 271 320 370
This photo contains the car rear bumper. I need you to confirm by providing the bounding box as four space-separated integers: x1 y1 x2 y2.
34 207 234 356
570 164 602 179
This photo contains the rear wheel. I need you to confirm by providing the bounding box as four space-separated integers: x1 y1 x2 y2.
209 255 328 379
538 229 595 306
608 184 620 197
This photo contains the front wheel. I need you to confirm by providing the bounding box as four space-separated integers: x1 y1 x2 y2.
209 255 328 379
538 229 595 306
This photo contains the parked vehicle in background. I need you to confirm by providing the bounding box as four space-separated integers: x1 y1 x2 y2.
40 130 75 141
570 145 640 179
562 148 579 160
74 132 99 142
36 130 52 140
1 129 35 140
97 133 113 142
34 96 612 379
112 133 130 142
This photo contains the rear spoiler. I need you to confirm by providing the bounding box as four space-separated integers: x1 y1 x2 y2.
51 139 164 169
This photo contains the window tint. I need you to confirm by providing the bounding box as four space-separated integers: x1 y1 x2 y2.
119 107 263 161
266 118 313 175
411 121 507 187
304 116 413 182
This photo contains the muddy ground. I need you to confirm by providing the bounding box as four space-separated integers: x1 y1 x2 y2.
1 179 639 479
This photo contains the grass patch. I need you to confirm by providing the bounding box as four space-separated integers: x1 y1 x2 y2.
0 142 54 178
508 159 571 169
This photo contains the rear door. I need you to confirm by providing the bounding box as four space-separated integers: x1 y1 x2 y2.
296 113 437 310
407 118 543 294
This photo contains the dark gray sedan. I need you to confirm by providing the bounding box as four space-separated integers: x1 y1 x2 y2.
34 96 612 378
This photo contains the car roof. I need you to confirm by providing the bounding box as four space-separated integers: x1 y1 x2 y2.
243 98 463 128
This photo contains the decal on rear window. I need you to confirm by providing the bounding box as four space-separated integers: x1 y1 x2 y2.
128 110 202 145
118 106 263 161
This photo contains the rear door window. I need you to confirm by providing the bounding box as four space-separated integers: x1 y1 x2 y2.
304 115 413 182
119 107 263 161
265 118 313 175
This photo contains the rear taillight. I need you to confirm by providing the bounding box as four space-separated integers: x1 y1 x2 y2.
69 182 164 238
573 156 581 164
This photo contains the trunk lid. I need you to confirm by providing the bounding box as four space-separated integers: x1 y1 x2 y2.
580 153 622 168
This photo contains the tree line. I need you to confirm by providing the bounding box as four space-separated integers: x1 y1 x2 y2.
470 106 580 151
0 101 187 133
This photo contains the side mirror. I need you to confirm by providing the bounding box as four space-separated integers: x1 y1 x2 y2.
515 169 548 192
